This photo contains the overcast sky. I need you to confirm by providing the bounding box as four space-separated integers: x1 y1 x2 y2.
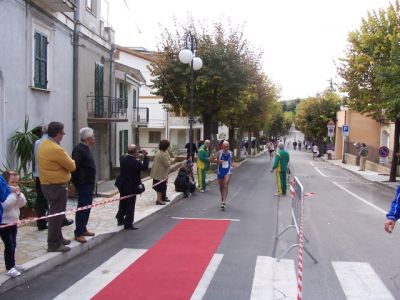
107 0 394 100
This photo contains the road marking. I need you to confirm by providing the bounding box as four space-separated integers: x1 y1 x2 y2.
191 254 224 300
250 256 297 300
53 248 146 300
314 167 327 177
332 261 395 299
171 217 240 221
332 181 387 214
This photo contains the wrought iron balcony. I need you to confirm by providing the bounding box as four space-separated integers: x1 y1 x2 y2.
87 96 128 123
132 107 149 127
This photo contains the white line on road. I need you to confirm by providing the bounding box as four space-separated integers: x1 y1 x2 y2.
191 254 224 300
53 248 147 300
171 217 240 221
332 261 395 299
314 167 327 177
250 256 297 300
332 181 387 214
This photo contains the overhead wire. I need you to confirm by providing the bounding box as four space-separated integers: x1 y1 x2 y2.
120 0 185 110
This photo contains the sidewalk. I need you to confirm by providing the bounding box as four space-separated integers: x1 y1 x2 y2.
0 164 218 293
323 158 400 191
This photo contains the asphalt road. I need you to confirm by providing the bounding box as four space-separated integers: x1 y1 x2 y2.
2 149 400 299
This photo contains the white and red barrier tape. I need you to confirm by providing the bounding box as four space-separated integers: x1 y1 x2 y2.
295 180 305 300
0 160 189 229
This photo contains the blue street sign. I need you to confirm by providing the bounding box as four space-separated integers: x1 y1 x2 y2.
342 125 349 137
379 146 389 158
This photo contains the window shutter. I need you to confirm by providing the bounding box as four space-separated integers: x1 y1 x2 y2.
34 32 47 89
124 130 128 153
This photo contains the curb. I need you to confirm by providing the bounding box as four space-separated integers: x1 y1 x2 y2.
0 171 218 294
323 158 397 192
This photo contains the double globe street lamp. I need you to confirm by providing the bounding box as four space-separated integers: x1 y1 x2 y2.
178 31 203 162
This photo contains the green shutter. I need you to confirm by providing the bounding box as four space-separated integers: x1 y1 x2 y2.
119 130 129 156
124 84 128 109
119 130 123 156
34 32 47 89
124 130 128 153
94 63 104 117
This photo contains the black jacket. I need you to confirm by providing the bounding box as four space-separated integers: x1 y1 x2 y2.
71 143 96 185
115 155 149 196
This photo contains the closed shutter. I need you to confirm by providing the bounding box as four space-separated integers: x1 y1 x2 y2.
94 63 104 117
34 32 48 89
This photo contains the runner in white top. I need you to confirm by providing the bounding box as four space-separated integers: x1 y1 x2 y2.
213 141 233 210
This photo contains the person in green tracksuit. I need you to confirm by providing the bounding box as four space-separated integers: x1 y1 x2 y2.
196 140 210 192
270 142 289 196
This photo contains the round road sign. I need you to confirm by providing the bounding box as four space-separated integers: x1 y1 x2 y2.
379 146 389 158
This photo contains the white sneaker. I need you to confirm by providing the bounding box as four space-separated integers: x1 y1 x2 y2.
6 267 21 278
14 265 26 272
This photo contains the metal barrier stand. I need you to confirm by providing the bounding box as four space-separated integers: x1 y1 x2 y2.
275 175 318 263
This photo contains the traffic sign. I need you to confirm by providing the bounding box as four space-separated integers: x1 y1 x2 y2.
342 125 349 137
327 127 335 137
379 146 389 158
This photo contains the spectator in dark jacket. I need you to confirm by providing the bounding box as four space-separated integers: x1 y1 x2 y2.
115 144 149 230
71 127 96 243
359 143 368 171
174 166 196 197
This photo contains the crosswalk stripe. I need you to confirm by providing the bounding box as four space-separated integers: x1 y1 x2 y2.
332 261 395 299
250 256 297 300
53 249 146 300
191 253 224 300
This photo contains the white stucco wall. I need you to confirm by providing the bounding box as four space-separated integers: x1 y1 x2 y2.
0 1 74 168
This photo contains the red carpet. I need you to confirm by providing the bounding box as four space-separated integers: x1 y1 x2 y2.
92 219 230 300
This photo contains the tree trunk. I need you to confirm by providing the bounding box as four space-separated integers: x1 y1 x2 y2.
247 132 252 155
389 119 400 182
255 131 260 154
202 113 213 140
229 126 236 151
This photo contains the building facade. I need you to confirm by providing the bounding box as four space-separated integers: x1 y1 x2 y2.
0 0 75 168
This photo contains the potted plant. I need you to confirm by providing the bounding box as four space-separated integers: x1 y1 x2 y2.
9 116 39 176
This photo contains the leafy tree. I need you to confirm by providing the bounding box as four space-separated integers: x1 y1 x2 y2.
150 21 258 139
294 91 341 143
338 1 400 181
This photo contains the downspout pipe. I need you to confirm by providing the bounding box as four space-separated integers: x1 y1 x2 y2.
109 43 115 178
72 1 80 146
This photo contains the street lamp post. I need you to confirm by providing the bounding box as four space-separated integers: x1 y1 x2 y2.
178 32 203 162
341 105 349 164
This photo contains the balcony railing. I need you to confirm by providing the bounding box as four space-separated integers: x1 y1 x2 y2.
132 107 149 127
87 96 128 123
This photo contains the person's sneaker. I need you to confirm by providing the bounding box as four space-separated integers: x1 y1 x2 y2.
47 245 71 252
274 193 282 196
75 236 87 243
14 265 26 272
82 231 95 237
6 267 21 278
220 202 226 210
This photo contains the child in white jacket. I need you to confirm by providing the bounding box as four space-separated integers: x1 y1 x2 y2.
1 170 27 277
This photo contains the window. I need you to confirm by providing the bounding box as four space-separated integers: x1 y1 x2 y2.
119 82 128 109
34 31 48 89
119 130 128 156
132 89 137 108
149 131 161 143
86 0 92 11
